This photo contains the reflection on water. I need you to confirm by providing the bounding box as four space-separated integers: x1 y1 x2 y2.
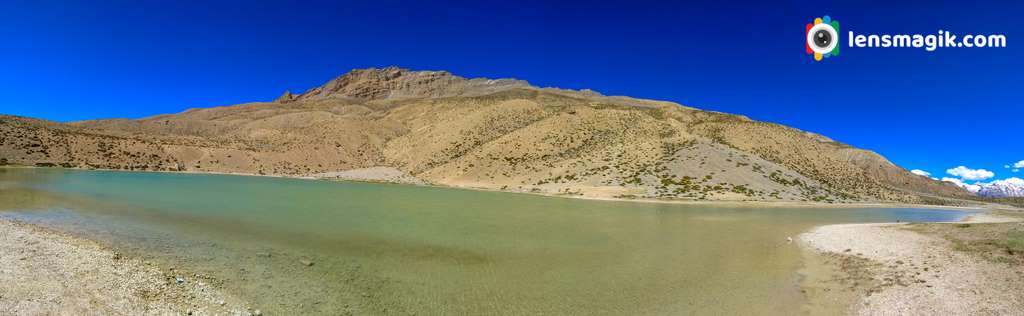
0 168 968 315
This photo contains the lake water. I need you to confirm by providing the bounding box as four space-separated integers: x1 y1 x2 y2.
0 168 968 315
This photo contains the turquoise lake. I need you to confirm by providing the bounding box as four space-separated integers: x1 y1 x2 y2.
0 168 968 315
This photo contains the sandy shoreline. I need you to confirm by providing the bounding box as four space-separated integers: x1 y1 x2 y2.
799 212 1024 315
0 219 258 316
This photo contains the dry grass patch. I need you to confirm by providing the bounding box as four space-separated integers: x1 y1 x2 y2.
907 221 1024 266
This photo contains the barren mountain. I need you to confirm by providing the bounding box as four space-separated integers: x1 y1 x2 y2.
0 67 970 204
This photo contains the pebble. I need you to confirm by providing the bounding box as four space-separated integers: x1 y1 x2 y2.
300 259 314 267
175 276 185 284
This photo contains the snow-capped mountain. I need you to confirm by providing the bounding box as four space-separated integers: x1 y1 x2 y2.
943 177 1024 197
975 177 1024 198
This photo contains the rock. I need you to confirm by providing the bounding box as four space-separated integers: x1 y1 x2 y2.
286 67 528 102
300 259 314 267
175 276 185 284
253 309 263 316
275 90 296 103
112 252 122 260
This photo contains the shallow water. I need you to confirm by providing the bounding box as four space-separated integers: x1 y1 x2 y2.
0 168 968 315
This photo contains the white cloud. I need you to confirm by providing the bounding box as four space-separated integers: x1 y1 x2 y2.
1014 169 1020 173
1014 160 1024 168
942 177 981 193
910 169 931 177
946 166 995 181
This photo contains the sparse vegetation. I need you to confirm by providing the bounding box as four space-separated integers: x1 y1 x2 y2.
0 68 973 204
908 221 1024 266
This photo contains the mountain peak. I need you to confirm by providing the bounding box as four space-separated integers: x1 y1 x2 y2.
976 177 1024 197
277 67 530 103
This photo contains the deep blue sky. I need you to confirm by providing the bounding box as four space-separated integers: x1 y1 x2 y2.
1 0 1020 183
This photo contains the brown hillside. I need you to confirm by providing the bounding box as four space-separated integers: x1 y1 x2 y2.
0 67 969 204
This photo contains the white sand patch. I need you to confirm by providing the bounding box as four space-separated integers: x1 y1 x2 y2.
800 217 1024 316
311 166 426 185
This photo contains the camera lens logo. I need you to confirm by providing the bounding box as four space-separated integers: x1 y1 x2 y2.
806 16 840 61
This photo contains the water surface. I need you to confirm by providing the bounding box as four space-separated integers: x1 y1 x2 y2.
0 168 967 315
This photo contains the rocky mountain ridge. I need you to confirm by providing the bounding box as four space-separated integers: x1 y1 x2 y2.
275 67 530 102
976 178 1024 198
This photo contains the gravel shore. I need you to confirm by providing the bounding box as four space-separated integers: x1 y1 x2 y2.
0 219 254 316
799 213 1024 315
